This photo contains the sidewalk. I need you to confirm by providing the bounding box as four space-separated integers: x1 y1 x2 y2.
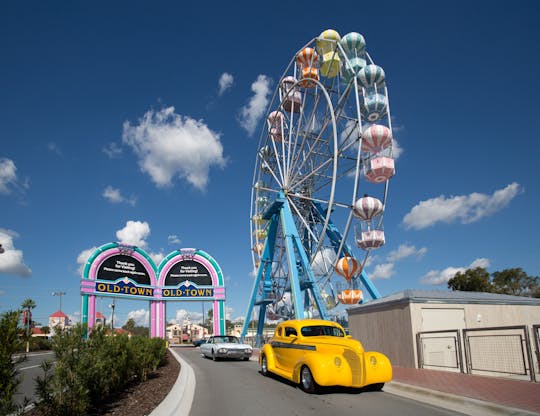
389 366 540 415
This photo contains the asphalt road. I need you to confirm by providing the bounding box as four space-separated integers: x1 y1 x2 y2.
13 351 55 407
174 347 463 416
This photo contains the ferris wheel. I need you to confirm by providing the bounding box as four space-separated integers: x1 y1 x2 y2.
242 29 396 342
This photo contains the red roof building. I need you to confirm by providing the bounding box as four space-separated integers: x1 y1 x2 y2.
49 310 69 331
49 310 68 318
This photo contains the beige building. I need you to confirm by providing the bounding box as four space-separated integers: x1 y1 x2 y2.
166 321 209 344
347 290 540 381
48 310 70 332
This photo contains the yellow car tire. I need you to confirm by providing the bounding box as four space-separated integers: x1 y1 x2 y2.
365 382 384 391
260 354 269 376
300 366 319 394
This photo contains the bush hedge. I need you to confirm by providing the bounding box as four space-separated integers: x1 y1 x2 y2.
34 324 167 416
0 310 27 415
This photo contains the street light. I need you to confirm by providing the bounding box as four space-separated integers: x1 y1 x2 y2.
109 298 116 330
52 291 66 312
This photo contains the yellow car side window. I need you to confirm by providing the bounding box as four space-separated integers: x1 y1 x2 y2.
285 327 297 337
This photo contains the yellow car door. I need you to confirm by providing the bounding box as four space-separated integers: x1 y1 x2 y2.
279 326 302 375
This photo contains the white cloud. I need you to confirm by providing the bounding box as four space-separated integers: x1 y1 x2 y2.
387 244 427 261
126 309 149 326
312 247 337 276
370 263 395 279
103 142 123 159
392 138 403 159
218 72 234 95
149 251 165 267
0 158 18 194
239 75 271 136
168 309 205 325
168 234 181 245
116 220 150 248
420 257 490 285
0 229 32 277
102 186 136 206
225 306 234 320
76 246 98 276
403 183 522 230
122 106 226 190
76 221 168 275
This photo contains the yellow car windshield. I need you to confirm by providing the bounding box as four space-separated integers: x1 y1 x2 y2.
300 326 345 337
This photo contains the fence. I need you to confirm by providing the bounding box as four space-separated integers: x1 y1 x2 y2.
416 329 463 373
417 325 538 382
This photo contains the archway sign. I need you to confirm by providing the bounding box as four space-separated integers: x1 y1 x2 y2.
80 243 226 337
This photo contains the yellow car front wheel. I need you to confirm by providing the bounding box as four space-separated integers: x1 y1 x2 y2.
300 366 319 394
261 355 269 376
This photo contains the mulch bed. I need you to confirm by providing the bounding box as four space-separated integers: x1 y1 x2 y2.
26 350 181 416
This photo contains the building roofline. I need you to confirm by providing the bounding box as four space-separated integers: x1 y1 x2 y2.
347 289 540 315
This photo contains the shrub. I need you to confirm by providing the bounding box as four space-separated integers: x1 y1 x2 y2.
34 325 168 415
0 310 28 415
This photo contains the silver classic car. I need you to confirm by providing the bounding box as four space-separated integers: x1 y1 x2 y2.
200 335 253 361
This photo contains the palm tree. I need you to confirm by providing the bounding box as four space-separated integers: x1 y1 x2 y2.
21 298 36 352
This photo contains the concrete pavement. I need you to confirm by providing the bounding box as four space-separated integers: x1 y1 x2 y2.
153 347 540 416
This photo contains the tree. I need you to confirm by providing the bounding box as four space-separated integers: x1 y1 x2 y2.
491 268 539 297
21 298 36 317
447 267 492 292
122 318 136 333
21 298 36 352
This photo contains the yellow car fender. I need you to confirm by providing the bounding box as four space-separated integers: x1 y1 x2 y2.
291 353 330 385
260 343 277 370
363 351 392 386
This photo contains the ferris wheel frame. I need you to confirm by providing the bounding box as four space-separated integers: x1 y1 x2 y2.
242 32 393 345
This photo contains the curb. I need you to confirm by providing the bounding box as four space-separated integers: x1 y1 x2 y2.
385 381 540 416
150 348 195 416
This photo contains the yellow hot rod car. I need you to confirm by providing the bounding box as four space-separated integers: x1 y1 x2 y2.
259 319 392 393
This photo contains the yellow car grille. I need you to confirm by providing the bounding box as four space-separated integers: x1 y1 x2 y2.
343 348 362 385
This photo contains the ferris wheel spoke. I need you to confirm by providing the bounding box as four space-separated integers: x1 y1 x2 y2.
290 132 333 188
260 152 284 191
269 140 287 187
286 93 324 182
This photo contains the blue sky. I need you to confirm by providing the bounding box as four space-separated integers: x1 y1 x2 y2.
1 1 539 329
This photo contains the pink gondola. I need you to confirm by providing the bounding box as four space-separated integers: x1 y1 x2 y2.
365 156 395 183
280 76 302 113
267 111 284 142
356 230 385 250
361 124 392 153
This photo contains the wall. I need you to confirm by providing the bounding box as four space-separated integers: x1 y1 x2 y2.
349 298 540 371
410 302 540 373
348 302 415 367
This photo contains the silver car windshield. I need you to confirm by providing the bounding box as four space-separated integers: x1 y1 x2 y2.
214 336 239 343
